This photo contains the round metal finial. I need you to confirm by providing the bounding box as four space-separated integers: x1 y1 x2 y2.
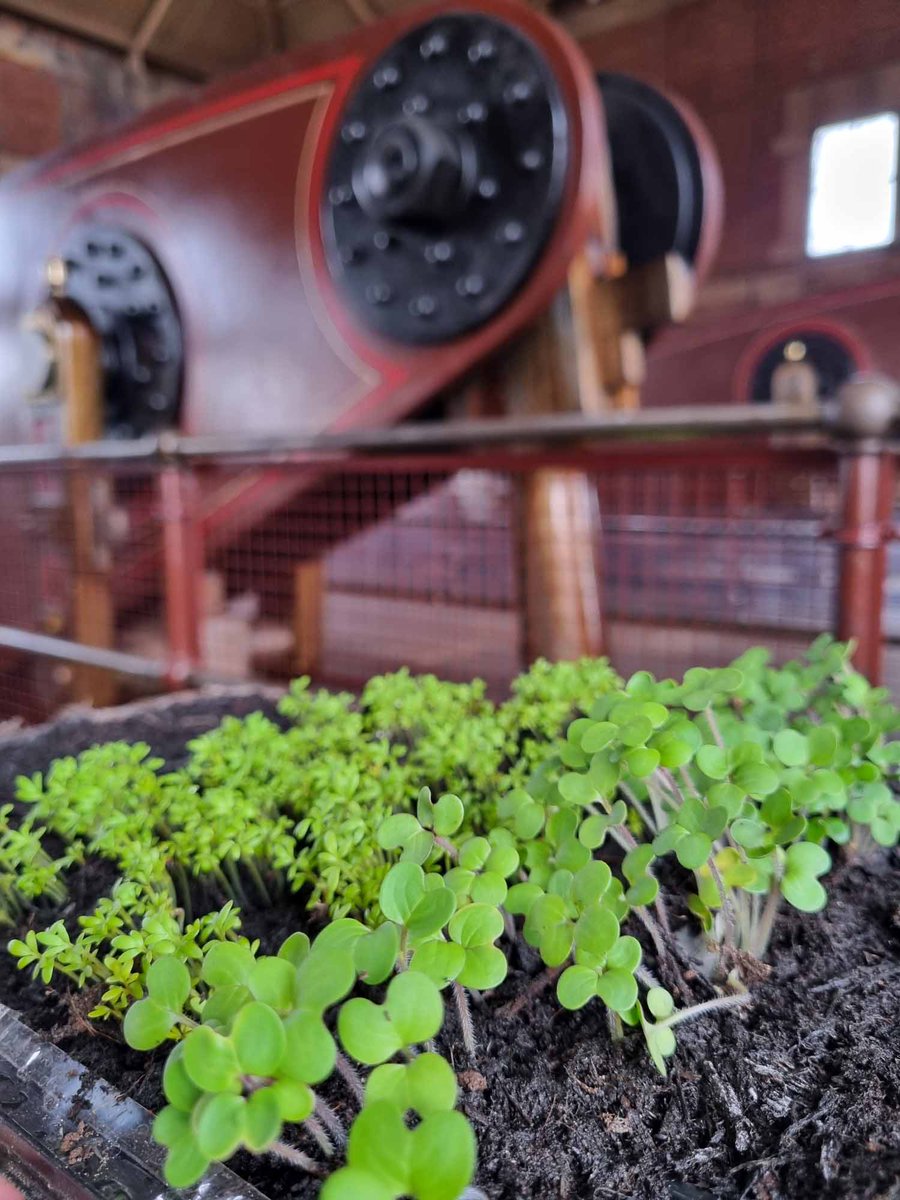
835 374 900 439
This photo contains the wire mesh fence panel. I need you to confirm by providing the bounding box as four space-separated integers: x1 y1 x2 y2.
0 440 882 725
595 453 844 681
0 467 165 723
595 456 840 680
207 466 521 693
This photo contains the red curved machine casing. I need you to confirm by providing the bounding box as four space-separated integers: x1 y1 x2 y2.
0 0 608 444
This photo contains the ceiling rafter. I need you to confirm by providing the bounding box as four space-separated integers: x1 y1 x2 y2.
0 0 667 81
128 0 177 70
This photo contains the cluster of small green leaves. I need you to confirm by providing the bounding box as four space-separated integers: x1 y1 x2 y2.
0 804 71 924
502 637 900 1066
367 637 900 1075
10 880 247 1020
5 659 617 1008
127 921 475 1200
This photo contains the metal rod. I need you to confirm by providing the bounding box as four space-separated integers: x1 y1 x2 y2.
0 404 830 468
0 624 190 683
835 448 895 683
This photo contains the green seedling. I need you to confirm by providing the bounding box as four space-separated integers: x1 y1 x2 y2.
339 971 444 1065
7 640 900 1195
123 957 194 1049
320 1101 476 1200
377 788 466 864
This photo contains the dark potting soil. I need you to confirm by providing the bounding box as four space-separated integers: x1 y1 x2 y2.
2 694 900 1200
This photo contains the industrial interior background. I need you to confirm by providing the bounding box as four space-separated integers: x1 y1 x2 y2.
2 0 900 723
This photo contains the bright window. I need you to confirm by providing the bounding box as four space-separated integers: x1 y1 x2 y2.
806 112 899 257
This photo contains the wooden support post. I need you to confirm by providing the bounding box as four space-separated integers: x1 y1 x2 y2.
160 466 203 687
508 297 607 665
517 470 604 664
53 295 117 706
834 377 899 683
294 560 324 677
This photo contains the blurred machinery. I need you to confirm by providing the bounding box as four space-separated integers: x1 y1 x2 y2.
0 0 722 704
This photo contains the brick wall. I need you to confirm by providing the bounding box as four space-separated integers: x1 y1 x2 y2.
578 0 900 402
0 13 189 175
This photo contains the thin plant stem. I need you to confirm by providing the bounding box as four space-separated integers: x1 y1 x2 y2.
654 889 673 936
303 1115 334 1158
453 981 477 1057
659 990 753 1030
223 859 251 909
646 777 670 831
398 927 409 971
619 782 657 835
244 857 273 907
751 883 782 958
636 963 662 990
168 860 193 922
502 909 516 942
678 766 700 799
634 905 671 969
269 1141 322 1175
595 815 639 853
704 706 726 750
707 859 736 950
314 1096 346 1147
334 1051 365 1104
433 835 459 861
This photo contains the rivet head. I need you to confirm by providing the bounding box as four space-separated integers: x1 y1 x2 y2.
477 178 499 201
425 241 454 264
403 93 430 116
366 282 393 305
373 230 394 251
340 244 363 265
456 274 485 297
329 183 353 206
420 32 448 59
373 65 401 90
468 38 496 63
410 294 437 318
499 220 524 245
342 120 367 144
521 148 544 172
504 79 534 105
458 101 488 125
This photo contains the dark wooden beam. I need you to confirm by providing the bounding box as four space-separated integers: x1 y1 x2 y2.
0 1 206 79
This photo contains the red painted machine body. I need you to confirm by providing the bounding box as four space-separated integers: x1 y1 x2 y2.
0 0 608 445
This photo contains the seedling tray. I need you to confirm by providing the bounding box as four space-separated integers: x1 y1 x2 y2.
0 1002 267 1200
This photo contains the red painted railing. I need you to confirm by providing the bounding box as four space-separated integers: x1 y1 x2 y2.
0 400 897 724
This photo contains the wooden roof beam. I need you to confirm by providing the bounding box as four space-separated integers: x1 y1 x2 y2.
128 0 177 71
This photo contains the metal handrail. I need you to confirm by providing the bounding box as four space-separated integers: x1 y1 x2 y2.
0 624 212 685
0 403 830 469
